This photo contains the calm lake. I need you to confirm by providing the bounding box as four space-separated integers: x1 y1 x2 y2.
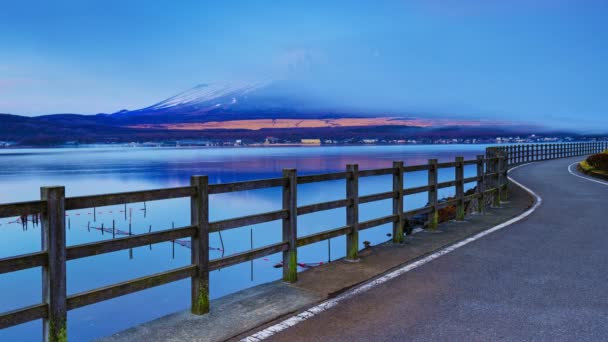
0 144 490 341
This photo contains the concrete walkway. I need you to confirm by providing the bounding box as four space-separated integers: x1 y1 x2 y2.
253 157 608 341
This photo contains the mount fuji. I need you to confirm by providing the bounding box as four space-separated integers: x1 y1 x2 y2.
111 80 359 124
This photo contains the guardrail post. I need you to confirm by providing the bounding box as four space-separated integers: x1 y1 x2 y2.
392 161 404 243
41 186 67 342
346 164 359 260
282 169 298 282
427 159 439 230
455 157 465 221
525 145 529 163
191 175 209 315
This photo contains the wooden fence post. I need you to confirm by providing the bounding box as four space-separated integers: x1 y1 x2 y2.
499 155 508 201
476 155 485 213
282 169 298 282
392 161 404 243
191 175 209 315
455 157 465 221
41 186 67 342
346 164 359 260
427 159 439 230
491 156 501 207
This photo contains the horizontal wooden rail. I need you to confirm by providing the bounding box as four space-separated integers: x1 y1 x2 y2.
404 185 432 195
297 199 349 215
437 180 457 189
463 176 480 183
0 251 47 275
209 209 287 232
66 225 196 260
209 242 289 270
297 226 352 247
359 191 396 204
67 265 197 310
0 303 48 330
0 200 45 218
359 214 399 230
358 167 394 177
65 186 195 210
297 172 347 184
437 161 458 168
208 178 286 194
404 205 434 217
403 164 429 172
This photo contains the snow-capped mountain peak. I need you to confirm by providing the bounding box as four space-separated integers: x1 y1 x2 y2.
145 81 268 111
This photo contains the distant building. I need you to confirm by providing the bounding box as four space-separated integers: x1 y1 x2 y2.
362 139 378 144
301 139 321 145
264 137 280 144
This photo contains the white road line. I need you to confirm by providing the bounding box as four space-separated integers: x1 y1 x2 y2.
568 162 608 186
241 163 542 342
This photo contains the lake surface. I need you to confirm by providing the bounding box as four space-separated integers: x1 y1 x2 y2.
0 145 490 341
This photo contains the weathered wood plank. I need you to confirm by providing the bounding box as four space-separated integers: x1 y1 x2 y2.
403 185 432 195
359 214 398 231
209 242 288 271
65 186 195 210
437 180 457 189
0 200 45 219
67 226 195 260
403 205 433 217
296 172 347 184
209 210 287 232
358 167 395 177
0 303 48 330
0 251 47 275
437 161 458 168
208 178 286 194
403 164 429 172
297 199 349 215
463 176 479 183
359 191 396 204
67 265 196 310
296 226 352 247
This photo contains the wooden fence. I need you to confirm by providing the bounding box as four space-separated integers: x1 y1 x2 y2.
0 142 605 341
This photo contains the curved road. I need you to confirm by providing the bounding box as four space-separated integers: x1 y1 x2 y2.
260 157 608 341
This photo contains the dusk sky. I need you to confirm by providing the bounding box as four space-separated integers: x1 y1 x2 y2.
1 0 607 132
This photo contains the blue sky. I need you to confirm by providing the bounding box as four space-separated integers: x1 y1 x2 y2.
1 0 607 132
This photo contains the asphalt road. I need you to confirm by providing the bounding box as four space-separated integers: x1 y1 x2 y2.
266 157 608 342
